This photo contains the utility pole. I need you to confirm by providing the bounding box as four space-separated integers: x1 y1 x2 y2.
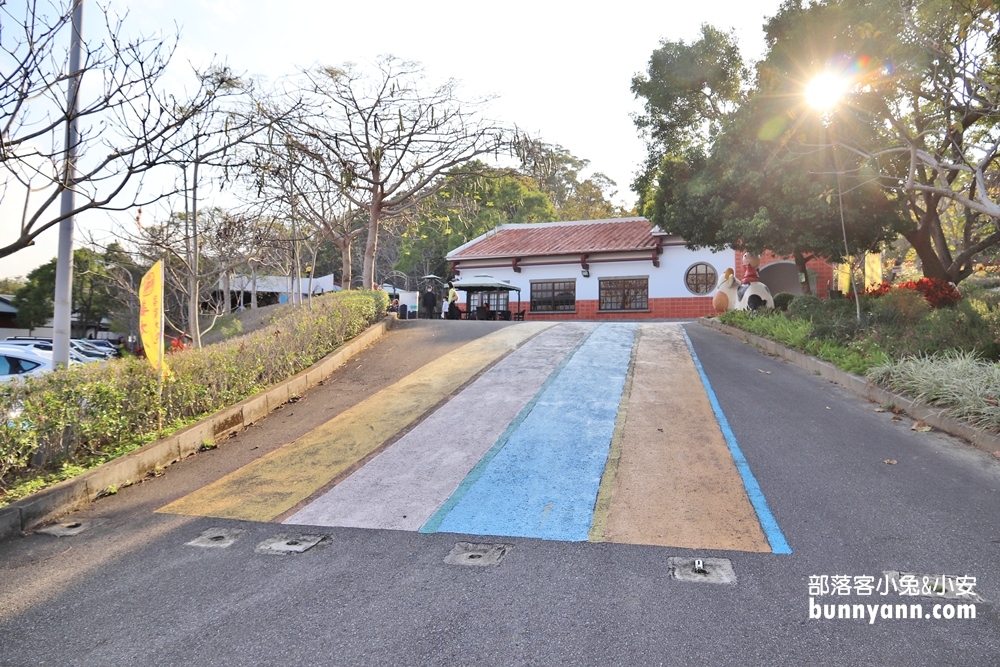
53 0 84 368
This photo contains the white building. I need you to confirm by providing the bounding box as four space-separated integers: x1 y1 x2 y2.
446 218 735 320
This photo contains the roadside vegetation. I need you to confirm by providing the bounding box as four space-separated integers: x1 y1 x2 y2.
718 273 1000 433
0 290 388 507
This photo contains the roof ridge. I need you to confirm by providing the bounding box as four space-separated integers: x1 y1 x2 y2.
493 217 648 231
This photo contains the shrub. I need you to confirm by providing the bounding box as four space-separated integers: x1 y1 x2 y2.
870 289 930 325
854 277 962 308
0 290 388 497
720 307 886 374
772 292 796 312
787 295 827 321
866 298 1000 361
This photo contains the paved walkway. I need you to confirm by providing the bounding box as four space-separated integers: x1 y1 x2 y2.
159 322 786 553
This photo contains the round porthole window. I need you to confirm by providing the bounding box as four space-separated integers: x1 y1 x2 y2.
685 262 718 295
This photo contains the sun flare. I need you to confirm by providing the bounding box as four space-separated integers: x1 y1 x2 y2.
804 72 850 111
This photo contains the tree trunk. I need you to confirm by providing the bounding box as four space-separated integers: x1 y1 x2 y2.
362 192 382 290
222 272 231 314
337 237 353 290
251 268 258 309
189 157 202 348
793 251 813 296
306 242 319 308
903 209 951 282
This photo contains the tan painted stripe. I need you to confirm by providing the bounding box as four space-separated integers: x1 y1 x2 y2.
158 323 554 522
604 323 770 552
588 328 640 543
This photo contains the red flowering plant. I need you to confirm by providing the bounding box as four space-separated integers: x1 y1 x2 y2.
849 277 962 308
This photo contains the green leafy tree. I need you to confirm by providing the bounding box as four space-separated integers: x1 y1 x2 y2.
0 277 25 294
13 249 125 335
634 10 910 289
395 165 556 278
631 25 749 208
72 247 120 336
761 0 1000 282
13 261 57 332
514 139 629 220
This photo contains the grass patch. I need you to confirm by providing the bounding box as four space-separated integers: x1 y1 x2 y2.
718 271 1000 433
868 351 1000 433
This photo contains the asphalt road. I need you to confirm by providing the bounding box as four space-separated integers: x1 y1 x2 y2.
0 319 997 666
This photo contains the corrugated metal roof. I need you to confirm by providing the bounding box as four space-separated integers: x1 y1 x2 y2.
448 218 658 260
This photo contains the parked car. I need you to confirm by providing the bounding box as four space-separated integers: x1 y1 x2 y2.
0 345 58 382
0 340 94 364
3 337 112 361
85 339 121 357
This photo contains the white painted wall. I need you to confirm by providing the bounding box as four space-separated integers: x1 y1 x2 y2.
457 246 733 302
0 326 54 339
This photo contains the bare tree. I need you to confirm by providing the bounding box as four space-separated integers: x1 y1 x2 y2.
290 56 507 288
0 1 242 260
116 206 275 341
247 129 367 291
162 67 284 346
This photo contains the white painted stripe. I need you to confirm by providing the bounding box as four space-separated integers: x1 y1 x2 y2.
283 322 596 530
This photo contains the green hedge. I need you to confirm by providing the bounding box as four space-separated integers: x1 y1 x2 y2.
0 289 388 499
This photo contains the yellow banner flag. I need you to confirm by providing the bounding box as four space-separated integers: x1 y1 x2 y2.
139 260 168 378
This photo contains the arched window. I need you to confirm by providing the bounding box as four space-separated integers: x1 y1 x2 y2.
685 262 718 295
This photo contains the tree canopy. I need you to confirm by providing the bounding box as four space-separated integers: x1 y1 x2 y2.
395 164 557 278
630 0 996 285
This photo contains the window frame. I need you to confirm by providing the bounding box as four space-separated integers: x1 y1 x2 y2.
598 276 649 311
529 279 577 312
684 262 718 295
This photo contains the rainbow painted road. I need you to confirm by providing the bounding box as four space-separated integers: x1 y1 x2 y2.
159 322 790 554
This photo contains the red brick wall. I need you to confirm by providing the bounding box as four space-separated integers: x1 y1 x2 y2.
733 250 835 299
524 297 715 321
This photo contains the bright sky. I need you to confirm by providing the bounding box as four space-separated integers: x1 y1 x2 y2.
0 0 786 280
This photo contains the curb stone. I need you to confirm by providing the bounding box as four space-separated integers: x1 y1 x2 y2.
699 317 1000 456
0 315 395 541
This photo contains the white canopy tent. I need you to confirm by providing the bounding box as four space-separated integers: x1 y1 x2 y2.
452 275 522 319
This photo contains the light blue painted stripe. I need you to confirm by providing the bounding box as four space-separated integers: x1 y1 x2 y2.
418 324 598 535
423 323 636 541
680 326 792 554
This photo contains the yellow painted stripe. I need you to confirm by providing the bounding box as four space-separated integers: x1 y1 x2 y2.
158 323 553 522
603 323 770 552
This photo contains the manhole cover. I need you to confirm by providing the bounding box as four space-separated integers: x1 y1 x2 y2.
255 534 325 555
883 571 985 602
185 528 245 549
36 520 101 537
668 557 737 584
444 542 511 567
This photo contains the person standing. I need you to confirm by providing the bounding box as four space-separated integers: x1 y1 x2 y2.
447 281 461 320
420 285 437 319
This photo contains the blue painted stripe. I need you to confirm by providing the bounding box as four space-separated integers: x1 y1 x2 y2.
680 326 792 554
424 323 636 541
419 324 597 534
